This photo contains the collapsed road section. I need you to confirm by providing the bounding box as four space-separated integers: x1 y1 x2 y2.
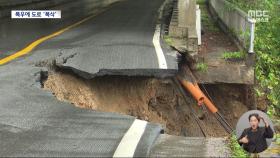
0 0 272 156
42 64 250 137
0 0 180 156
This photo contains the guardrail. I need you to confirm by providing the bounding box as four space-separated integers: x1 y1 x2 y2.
208 0 255 53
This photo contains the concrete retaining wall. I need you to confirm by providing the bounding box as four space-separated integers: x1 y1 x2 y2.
0 0 120 19
209 0 251 49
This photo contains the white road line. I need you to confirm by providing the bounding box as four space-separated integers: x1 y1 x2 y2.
153 24 168 69
113 119 147 157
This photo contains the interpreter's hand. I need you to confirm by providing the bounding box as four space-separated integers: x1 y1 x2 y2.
259 116 269 127
239 135 249 144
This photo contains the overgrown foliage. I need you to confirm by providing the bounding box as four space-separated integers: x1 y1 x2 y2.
164 35 173 45
276 133 280 145
199 0 220 32
229 133 249 158
222 51 246 60
227 0 280 116
196 62 208 72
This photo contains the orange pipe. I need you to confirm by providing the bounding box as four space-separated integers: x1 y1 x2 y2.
194 84 218 113
177 77 204 103
203 97 218 113
178 78 218 113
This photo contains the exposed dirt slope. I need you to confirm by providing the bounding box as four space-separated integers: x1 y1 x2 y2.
44 70 248 136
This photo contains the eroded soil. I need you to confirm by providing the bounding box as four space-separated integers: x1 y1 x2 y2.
43 69 249 137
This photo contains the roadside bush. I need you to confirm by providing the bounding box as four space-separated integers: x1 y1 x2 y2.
227 0 280 116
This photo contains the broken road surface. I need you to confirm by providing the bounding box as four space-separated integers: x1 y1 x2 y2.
0 0 178 156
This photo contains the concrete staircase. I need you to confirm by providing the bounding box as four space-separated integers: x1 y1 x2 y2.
168 0 198 58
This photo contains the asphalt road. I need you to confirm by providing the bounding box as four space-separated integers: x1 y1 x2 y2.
0 64 162 156
0 0 91 58
53 0 178 78
0 0 178 156
0 0 178 78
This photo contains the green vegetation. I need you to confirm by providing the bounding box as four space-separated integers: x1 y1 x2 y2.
222 51 246 60
229 133 249 158
164 35 173 46
198 0 220 32
196 0 205 5
227 0 280 117
276 133 280 145
224 1 236 12
196 62 208 72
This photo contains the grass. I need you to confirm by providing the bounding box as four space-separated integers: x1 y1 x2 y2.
196 0 206 5
198 0 220 32
164 35 173 46
276 133 280 145
229 133 249 158
195 62 208 72
228 0 280 118
222 51 246 60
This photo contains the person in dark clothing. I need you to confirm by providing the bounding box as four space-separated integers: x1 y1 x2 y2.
238 113 274 153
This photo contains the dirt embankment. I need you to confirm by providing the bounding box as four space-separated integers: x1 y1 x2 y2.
43 70 249 137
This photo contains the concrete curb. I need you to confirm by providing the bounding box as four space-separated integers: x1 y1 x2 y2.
149 135 232 157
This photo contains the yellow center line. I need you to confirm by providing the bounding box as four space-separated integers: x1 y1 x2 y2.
0 13 97 65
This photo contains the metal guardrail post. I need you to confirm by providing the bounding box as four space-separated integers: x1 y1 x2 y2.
196 5 201 45
248 18 256 54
